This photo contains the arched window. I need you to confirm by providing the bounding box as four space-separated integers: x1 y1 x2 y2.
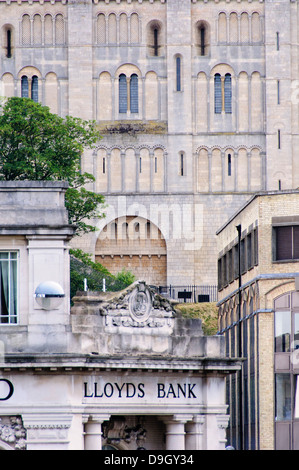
130 74 138 113
119 73 139 114
6 28 12 58
31 75 38 102
147 21 162 56
214 73 222 114
180 152 185 176
228 153 232 176
224 73 232 113
176 56 182 91
119 74 127 113
214 72 232 114
195 21 210 56
21 75 29 98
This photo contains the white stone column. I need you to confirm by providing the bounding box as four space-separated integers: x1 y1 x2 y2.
83 414 110 451
185 415 205 450
163 415 193 451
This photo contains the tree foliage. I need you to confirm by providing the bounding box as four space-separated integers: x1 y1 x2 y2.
0 97 105 234
69 249 135 301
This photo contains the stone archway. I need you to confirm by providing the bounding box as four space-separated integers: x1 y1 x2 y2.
95 216 167 286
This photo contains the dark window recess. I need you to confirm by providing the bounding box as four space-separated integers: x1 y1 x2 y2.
228 154 232 176
6 29 12 58
218 228 258 290
247 233 253 269
180 153 184 176
275 226 299 261
176 57 181 92
200 27 205 56
119 74 127 113
130 74 138 113
153 28 158 56
31 75 38 102
294 226 299 259
214 73 222 114
21 75 29 98
224 74 232 113
276 226 292 260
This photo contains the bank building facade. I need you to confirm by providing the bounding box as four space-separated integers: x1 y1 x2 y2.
0 182 240 450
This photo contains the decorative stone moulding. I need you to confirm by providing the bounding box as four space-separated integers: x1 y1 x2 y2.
3 0 68 4
0 416 26 451
93 0 166 4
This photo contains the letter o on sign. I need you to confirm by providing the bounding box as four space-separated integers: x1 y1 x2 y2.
0 379 14 401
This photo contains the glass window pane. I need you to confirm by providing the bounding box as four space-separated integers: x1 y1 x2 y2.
224 73 232 113
119 74 127 113
130 74 138 113
275 311 291 352
21 76 29 98
31 76 38 103
0 252 18 324
214 73 222 114
276 226 292 261
176 57 181 92
294 226 299 259
294 313 299 350
275 374 291 421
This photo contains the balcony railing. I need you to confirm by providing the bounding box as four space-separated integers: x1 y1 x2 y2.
151 285 218 303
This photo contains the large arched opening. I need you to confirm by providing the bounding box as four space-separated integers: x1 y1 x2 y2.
95 216 167 286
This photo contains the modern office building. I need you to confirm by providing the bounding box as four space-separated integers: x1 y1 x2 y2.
217 190 299 450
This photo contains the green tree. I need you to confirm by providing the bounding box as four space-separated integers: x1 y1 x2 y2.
0 97 105 234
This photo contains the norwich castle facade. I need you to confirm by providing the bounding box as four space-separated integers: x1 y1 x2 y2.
0 0 297 289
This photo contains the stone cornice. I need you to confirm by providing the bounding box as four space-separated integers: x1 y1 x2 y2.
0 353 242 374
0 0 67 4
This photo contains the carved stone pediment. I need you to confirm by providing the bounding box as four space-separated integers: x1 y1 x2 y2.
97 281 176 329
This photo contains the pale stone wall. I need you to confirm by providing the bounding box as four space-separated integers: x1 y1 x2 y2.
1 0 298 286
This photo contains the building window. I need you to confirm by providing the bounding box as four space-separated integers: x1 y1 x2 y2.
200 25 206 56
275 374 292 421
130 74 138 113
21 75 29 98
153 28 159 56
176 56 182 92
147 21 162 57
218 228 258 291
5 28 12 58
274 226 299 261
214 73 232 114
228 153 232 176
119 73 139 114
224 74 232 113
180 152 185 176
119 74 127 113
21 75 38 102
195 21 209 56
278 129 281 149
31 75 38 102
214 73 222 113
0 252 18 324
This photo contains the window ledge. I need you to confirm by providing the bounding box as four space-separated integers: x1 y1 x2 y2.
273 259 299 264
